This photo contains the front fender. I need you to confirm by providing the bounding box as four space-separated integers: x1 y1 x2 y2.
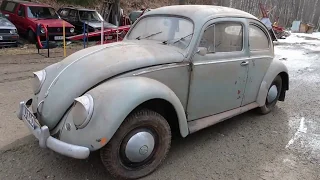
28 25 36 33
257 59 289 106
59 77 188 151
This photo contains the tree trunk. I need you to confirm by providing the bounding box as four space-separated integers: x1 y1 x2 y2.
179 0 186 4
311 0 319 24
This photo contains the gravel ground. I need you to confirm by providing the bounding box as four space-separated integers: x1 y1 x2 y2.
0 34 320 180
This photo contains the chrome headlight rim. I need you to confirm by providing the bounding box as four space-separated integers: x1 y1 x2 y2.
73 94 94 129
10 29 17 34
40 27 45 34
70 28 75 33
33 70 46 95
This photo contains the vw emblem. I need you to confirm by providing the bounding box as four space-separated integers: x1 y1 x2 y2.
139 145 148 155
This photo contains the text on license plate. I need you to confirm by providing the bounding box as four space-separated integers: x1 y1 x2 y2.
22 105 36 129
54 36 64 40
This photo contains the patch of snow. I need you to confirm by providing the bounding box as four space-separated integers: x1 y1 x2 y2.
285 117 307 149
277 33 320 46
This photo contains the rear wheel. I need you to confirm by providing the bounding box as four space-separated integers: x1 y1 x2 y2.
100 109 171 179
258 75 282 114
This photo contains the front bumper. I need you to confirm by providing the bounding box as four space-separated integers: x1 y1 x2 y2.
17 100 90 159
0 34 19 46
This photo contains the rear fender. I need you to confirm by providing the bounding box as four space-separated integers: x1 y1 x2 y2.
257 59 289 106
59 77 188 151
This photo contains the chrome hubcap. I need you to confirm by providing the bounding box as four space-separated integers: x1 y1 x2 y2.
125 131 155 163
267 85 278 103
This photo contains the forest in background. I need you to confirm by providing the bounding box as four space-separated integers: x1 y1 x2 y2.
2 0 319 30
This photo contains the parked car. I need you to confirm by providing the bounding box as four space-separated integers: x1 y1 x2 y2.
17 5 289 180
0 0 75 43
57 6 117 34
128 8 151 24
0 11 19 47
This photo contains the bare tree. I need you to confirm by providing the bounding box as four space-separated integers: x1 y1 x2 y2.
179 0 185 4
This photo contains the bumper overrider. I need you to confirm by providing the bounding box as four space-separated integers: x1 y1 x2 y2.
17 99 90 159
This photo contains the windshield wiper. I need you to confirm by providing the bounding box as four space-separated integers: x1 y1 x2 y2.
136 31 163 40
163 33 194 45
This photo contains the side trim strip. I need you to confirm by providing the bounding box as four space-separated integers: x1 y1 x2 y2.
193 56 272 66
133 63 189 76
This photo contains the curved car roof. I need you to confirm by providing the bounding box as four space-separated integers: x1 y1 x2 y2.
4 0 51 7
146 5 258 21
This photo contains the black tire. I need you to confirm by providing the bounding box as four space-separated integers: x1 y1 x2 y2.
100 109 171 180
27 30 35 43
258 75 282 114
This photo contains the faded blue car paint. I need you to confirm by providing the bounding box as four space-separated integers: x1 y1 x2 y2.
59 77 189 150
27 5 288 154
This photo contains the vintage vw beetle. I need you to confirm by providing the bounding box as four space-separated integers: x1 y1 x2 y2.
17 5 289 179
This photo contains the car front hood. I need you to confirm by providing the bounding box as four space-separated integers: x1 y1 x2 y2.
84 21 117 29
35 41 185 129
0 18 16 29
33 19 74 28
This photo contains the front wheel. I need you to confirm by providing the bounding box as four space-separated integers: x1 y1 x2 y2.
100 109 171 179
258 75 282 114
27 30 36 43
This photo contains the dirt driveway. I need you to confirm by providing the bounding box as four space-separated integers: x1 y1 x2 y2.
0 34 320 180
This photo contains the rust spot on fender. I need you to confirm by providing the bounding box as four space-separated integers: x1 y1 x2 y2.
98 137 107 146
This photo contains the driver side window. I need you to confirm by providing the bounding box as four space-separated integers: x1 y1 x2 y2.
18 5 25 17
199 22 243 53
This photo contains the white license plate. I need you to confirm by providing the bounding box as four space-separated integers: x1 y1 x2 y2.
21 104 36 129
54 36 64 40
0 36 3 40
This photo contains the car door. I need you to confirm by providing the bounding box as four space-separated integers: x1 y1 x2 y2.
187 18 249 121
15 4 27 33
241 21 274 105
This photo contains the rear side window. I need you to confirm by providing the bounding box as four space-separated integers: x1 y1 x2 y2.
249 24 269 50
69 10 77 17
4 2 17 12
199 22 243 53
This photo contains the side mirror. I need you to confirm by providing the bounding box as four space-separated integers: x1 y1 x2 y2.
4 14 9 19
197 47 207 56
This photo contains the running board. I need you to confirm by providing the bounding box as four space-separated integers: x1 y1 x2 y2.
188 102 259 134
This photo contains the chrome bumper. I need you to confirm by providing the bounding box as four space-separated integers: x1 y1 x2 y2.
17 100 90 159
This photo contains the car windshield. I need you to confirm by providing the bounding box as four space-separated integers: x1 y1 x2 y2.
79 11 103 21
127 16 194 49
27 6 59 19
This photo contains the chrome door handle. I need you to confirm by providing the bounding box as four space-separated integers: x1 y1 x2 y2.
240 61 249 66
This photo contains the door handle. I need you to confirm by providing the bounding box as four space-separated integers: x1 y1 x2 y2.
240 61 249 66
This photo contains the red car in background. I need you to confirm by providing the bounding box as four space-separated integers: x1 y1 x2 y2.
0 0 75 43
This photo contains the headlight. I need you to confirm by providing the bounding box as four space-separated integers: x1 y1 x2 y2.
32 70 46 94
70 28 75 33
40 27 45 34
72 94 94 129
10 29 16 34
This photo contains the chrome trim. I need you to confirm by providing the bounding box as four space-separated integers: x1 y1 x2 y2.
18 101 90 159
193 56 272 66
133 63 189 76
73 94 94 129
